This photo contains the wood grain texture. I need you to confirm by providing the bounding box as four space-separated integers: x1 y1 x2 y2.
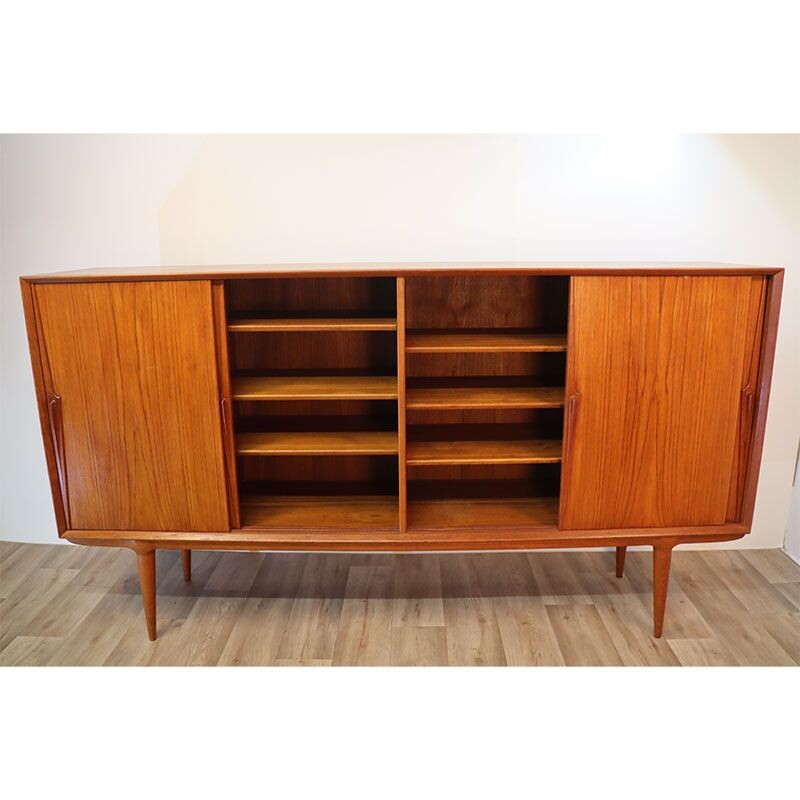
211 281 240 528
406 330 567 353
560 276 766 530
19 266 784 645
236 431 398 456
228 317 396 332
652 545 673 638
240 495 399 531
22 262 783 283
136 550 157 641
396 278 408 532
33 281 229 532
407 438 561 465
739 271 783 528
21 280 69 534
407 385 564 409
725 277 767 521
3 543 794 665
405 275 566 331
225 276 396 318
408 497 559 530
64 524 747 551
232 375 397 400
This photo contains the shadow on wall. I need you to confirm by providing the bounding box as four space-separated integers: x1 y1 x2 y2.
156 134 800 267
156 135 523 265
713 134 800 236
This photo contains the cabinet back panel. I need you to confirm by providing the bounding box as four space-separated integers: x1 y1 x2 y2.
560 275 766 529
407 352 565 380
405 275 568 330
226 277 396 317
408 463 560 488
230 330 396 374
33 281 229 532
238 455 398 487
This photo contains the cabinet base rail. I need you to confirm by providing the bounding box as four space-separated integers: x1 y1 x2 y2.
71 530 745 641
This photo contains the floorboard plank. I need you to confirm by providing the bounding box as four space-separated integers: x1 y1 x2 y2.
1 544 797 666
441 555 507 666
333 565 394 666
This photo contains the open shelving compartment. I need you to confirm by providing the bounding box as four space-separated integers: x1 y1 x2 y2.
404 274 568 530
226 276 402 530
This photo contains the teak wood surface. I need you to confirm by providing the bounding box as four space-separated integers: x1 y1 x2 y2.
560 275 767 530
30 280 230 533
231 375 398 401
236 431 399 456
19 262 783 643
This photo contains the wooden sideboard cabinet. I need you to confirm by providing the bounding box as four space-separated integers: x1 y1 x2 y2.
20 263 782 642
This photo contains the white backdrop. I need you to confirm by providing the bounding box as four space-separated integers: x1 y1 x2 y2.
2 134 798 551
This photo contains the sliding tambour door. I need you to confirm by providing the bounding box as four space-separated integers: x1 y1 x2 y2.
33 280 230 532
560 275 765 530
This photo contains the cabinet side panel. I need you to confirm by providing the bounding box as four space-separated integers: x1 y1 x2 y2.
738 271 783 528
20 279 69 535
561 275 763 530
33 280 230 532
726 277 767 521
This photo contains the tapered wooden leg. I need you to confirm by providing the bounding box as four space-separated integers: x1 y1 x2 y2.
136 549 157 641
181 549 192 582
615 546 627 578
652 545 673 639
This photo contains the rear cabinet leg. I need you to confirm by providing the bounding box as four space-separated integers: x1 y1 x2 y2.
615 546 627 578
652 544 674 639
181 549 192 582
135 548 157 641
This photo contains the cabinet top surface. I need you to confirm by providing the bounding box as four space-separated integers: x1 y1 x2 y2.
21 261 782 282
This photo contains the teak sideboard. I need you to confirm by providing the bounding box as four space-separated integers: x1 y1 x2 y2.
20 263 783 642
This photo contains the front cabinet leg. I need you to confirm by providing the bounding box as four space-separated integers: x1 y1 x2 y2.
181 549 192 582
615 546 627 578
652 544 674 639
135 548 157 641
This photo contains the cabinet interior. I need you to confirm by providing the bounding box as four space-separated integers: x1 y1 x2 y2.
225 274 568 532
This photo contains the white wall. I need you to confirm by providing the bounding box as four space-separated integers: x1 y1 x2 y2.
2 134 799 549
785 453 800 563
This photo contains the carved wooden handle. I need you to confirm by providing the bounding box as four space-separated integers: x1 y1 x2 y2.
742 385 754 421
220 396 231 440
564 392 581 466
740 384 755 453
47 392 70 526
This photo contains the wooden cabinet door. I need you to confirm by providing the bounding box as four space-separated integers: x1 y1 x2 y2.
560 275 765 530
33 280 230 532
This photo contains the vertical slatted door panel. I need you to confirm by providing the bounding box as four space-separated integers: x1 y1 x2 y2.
33 280 230 532
560 275 765 530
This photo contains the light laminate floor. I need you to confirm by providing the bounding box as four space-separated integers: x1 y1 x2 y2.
0 542 797 666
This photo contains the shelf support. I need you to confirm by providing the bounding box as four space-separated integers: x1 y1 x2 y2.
652 544 674 638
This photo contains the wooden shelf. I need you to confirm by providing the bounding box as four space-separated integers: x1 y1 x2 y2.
236 415 396 434
407 384 564 409
241 494 399 530
237 431 398 456
406 329 567 353
407 438 561 465
408 496 559 529
228 317 396 332
232 375 398 401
